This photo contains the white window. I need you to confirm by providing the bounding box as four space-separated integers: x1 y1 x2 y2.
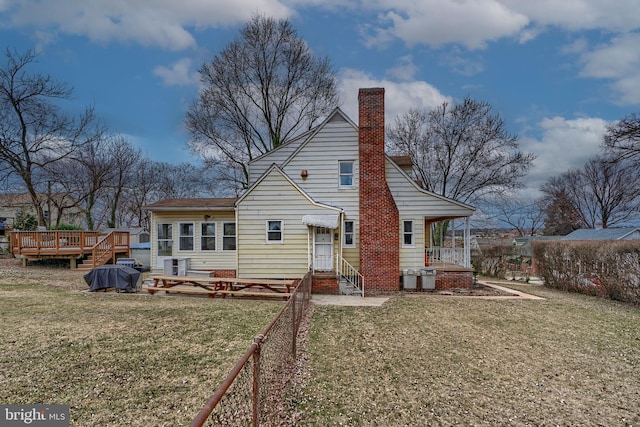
402 220 414 247
266 220 283 243
201 222 216 251
157 223 173 256
222 222 236 251
344 220 355 247
178 222 194 251
339 161 354 187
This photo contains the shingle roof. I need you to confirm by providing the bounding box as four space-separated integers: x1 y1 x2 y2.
562 228 640 241
143 198 237 210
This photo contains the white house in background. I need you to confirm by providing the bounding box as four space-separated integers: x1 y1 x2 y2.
144 88 475 295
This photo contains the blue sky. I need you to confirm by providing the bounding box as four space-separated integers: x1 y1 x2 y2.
1 0 639 199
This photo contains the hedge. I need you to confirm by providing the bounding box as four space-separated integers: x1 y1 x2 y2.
532 240 640 305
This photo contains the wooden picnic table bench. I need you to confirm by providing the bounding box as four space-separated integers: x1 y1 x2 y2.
145 275 296 299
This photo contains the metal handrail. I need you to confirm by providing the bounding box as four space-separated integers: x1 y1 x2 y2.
336 254 364 297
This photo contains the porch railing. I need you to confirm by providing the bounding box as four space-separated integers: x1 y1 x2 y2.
425 247 466 267
336 254 364 297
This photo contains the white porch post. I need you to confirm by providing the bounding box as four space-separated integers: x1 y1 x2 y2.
464 217 471 268
307 227 312 272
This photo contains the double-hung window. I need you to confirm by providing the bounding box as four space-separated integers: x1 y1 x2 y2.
201 222 216 251
266 220 283 243
157 223 173 256
222 222 236 251
179 222 194 251
402 220 414 247
339 161 354 188
343 220 355 247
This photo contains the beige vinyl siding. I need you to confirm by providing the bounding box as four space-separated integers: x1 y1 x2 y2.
248 135 307 184
386 158 474 219
399 217 425 271
283 119 360 219
237 169 340 279
385 159 474 271
150 210 236 272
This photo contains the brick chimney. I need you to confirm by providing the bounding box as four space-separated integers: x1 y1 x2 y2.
358 88 400 294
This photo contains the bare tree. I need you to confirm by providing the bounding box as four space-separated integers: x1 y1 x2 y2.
540 156 640 231
0 48 102 226
604 112 640 163
489 195 546 237
103 136 141 228
186 14 339 191
387 97 535 205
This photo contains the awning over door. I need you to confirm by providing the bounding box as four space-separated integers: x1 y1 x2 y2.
301 214 340 229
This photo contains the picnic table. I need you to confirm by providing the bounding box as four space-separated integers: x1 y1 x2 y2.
143 275 296 300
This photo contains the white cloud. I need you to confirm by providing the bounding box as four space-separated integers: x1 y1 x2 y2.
2 0 292 50
338 68 451 124
385 55 418 81
504 0 640 33
520 116 608 196
153 58 199 86
362 0 529 50
577 33 640 105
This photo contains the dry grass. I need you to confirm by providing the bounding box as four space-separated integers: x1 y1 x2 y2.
0 258 282 426
296 282 640 426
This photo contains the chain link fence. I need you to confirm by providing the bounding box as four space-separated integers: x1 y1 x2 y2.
190 272 312 426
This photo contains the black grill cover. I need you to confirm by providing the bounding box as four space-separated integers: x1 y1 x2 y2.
84 265 141 292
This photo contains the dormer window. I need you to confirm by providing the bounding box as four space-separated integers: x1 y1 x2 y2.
339 161 354 188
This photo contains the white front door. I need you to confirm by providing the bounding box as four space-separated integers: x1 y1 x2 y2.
314 227 333 271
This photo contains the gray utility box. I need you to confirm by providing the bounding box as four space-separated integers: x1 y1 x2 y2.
420 268 436 290
402 268 417 290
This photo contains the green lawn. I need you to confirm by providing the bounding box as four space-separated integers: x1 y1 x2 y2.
295 283 640 426
0 280 282 426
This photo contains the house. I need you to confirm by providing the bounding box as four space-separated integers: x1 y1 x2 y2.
144 88 475 295
0 192 83 230
562 228 640 241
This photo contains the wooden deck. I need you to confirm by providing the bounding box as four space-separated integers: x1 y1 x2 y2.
10 231 130 269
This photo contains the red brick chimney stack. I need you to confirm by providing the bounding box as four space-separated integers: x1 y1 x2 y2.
358 88 400 294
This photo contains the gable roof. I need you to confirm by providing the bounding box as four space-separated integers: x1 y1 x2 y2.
236 163 341 213
385 155 475 215
281 108 356 169
562 227 640 241
143 198 237 211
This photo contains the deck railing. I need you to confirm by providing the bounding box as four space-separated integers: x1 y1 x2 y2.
10 231 100 254
10 231 130 268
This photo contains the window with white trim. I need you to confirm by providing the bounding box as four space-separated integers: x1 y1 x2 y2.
201 222 216 251
178 222 194 251
344 220 355 247
157 223 173 256
266 220 283 243
222 222 236 251
402 220 414 247
339 161 354 187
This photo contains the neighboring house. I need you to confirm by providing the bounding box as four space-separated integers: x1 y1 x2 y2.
562 228 640 241
144 88 476 295
0 193 83 229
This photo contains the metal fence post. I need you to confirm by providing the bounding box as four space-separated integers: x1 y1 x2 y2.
252 335 263 427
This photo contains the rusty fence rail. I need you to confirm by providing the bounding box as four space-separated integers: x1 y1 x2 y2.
190 271 312 427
